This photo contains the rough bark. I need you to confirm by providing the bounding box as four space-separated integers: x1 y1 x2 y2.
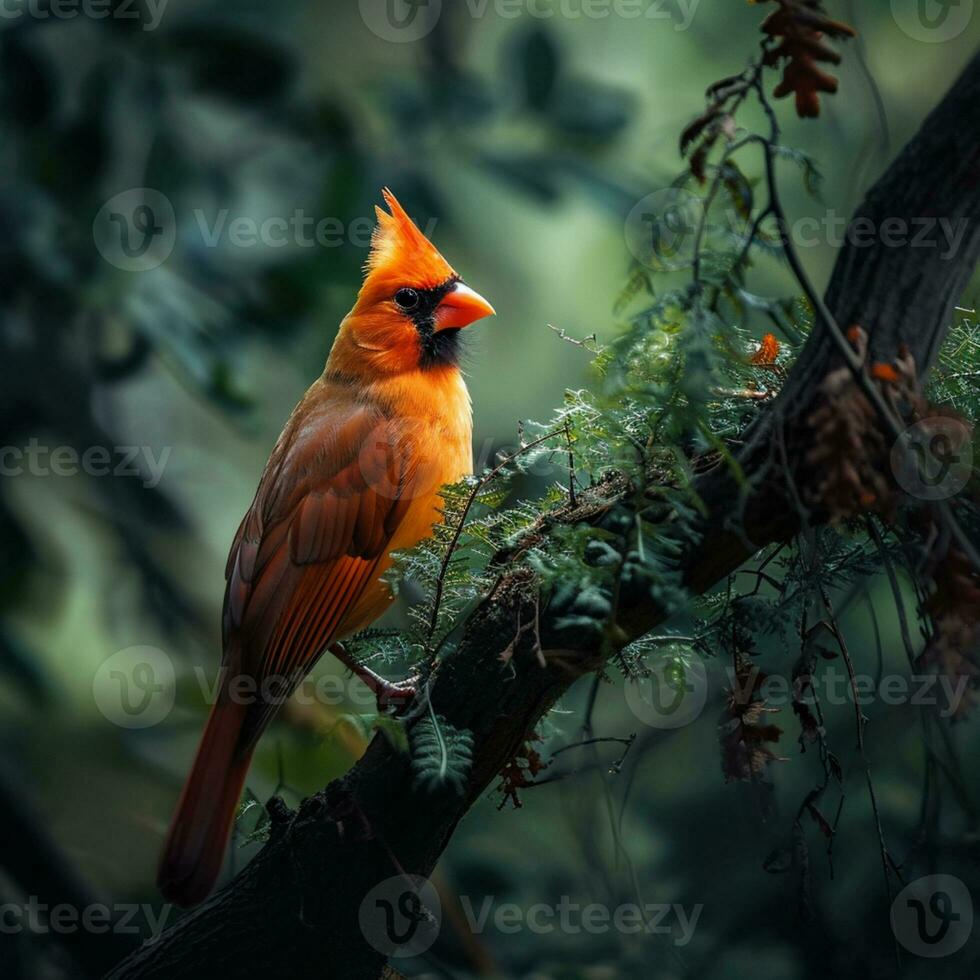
105 52 980 980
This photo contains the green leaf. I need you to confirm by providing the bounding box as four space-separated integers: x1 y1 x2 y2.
410 711 474 794
236 789 271 846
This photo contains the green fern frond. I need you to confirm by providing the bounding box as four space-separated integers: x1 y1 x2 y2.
929 313 980 419
410 710 475 794
235 789 271 846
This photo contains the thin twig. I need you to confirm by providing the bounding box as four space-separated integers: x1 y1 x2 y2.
817 583 903 972
425 429 562 649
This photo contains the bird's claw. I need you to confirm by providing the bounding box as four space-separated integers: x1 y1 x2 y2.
375 676 419 713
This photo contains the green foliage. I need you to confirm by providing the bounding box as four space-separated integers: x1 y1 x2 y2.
235 789 271 847
771 144 824 201
696 527 882 658
384 478 546 657
528 526 617 637
6 7 977 978
359 52 978 805
410 710 475 795
341 628 422 669
336 711 410 754
619 634 703 683
928 311 980 418
368 92 822 677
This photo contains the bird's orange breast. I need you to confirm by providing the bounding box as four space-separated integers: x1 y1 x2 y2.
334 364 473 636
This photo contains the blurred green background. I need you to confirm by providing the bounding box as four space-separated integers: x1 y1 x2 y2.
1 1 978 977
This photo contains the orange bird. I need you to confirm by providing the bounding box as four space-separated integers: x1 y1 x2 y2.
157 190 494 907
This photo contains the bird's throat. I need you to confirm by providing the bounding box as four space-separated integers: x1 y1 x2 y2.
417 324 462 370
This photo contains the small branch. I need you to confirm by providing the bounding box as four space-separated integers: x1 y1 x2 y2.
426 428 562 650
547 322 603 353
817 583 903 971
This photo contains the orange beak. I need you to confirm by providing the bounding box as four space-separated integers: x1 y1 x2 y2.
435 282 495 331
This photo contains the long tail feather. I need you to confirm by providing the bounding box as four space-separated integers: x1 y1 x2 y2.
156 699 252 908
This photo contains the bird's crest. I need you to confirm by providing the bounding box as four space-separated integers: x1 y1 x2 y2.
365 188 455 289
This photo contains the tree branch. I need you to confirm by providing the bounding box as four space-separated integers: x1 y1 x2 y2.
105 52 980 980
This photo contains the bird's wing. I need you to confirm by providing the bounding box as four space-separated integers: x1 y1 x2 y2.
221 388 418 746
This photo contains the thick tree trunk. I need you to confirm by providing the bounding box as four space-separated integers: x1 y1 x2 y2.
105 53 980 980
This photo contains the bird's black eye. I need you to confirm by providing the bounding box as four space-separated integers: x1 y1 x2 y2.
394 287 420 311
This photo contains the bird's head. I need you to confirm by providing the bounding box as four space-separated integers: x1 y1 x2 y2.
337 189 495 375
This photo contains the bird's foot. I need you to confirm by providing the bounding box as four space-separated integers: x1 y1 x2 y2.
329 642 418 714
374 676 419 713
